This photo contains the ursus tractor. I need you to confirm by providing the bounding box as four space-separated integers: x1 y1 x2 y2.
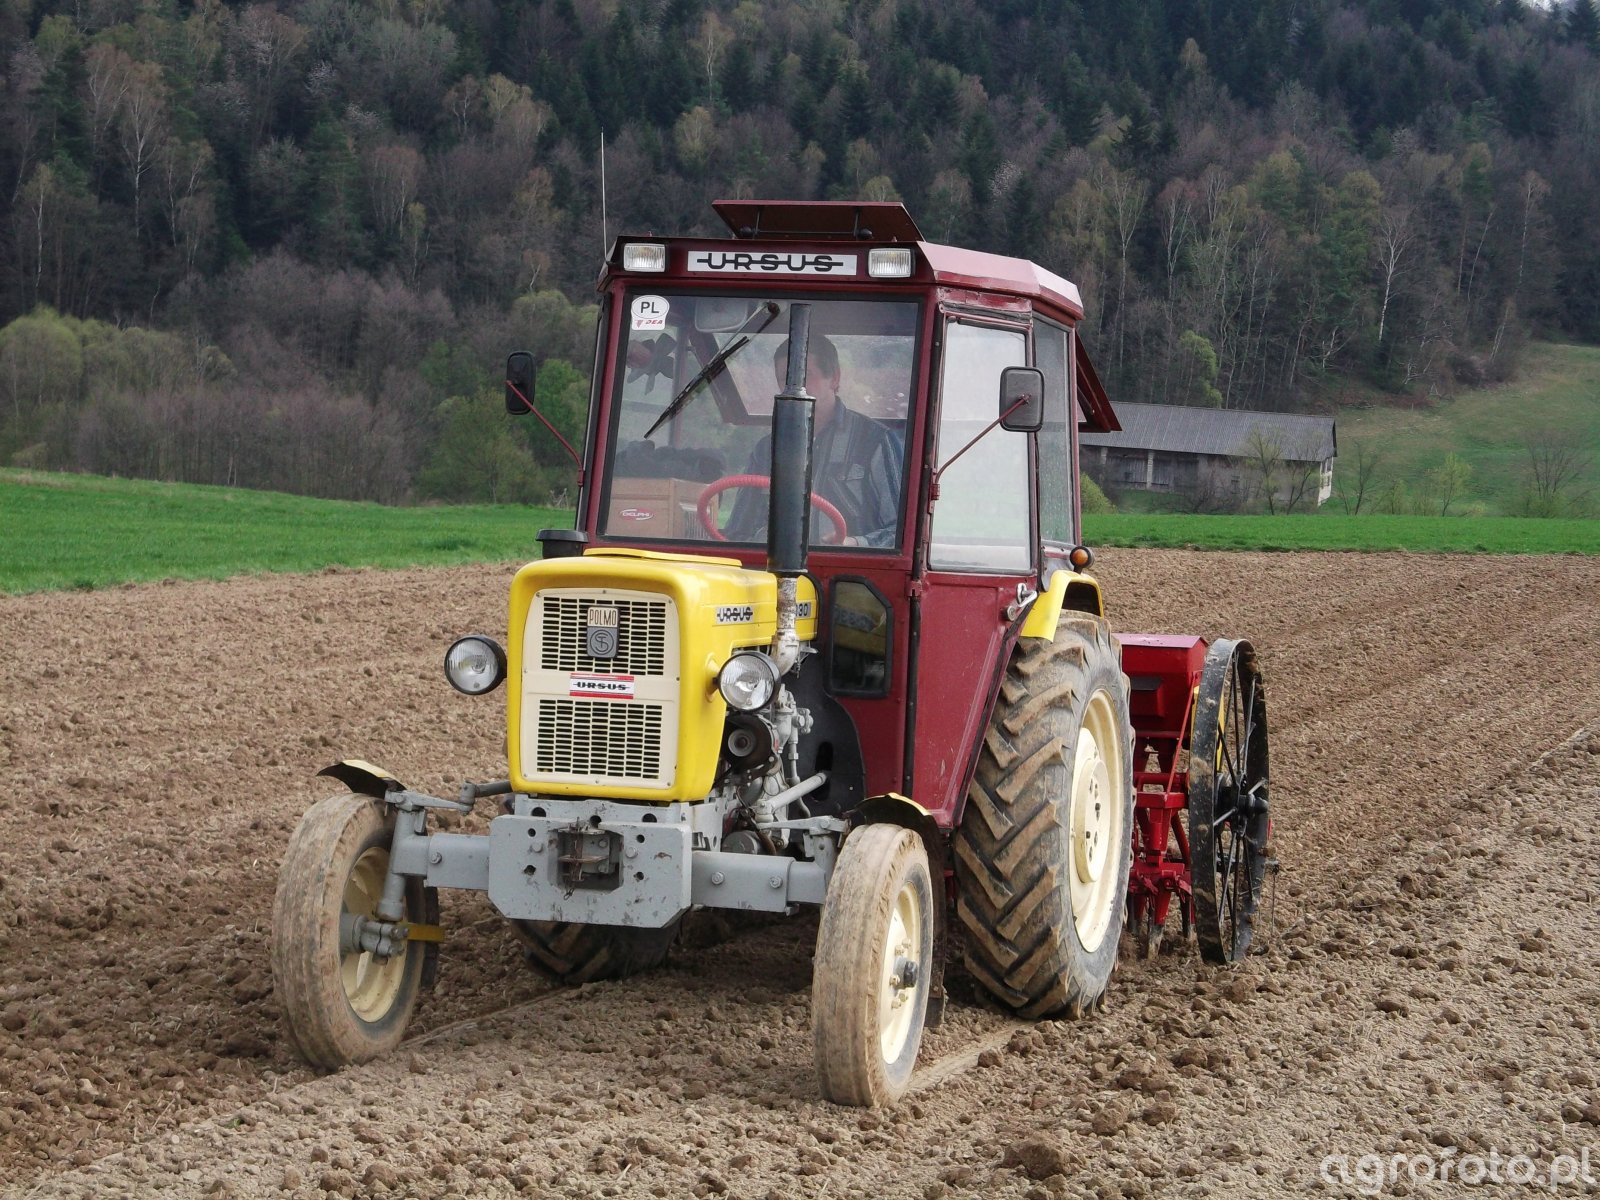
271 201 1271 1106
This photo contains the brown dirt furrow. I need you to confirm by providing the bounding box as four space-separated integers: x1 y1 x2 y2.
3 551 1599 1199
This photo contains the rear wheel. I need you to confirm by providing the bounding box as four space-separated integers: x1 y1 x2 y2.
510 919 679 984
812 823 935 1107
955 615 1134 1018
272 795 433 1069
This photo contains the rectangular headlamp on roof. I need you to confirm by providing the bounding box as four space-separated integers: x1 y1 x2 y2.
867 247 915 278
621 242 667 272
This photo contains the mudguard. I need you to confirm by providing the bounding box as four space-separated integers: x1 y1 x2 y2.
317 759 404 798
1020 569 1105 641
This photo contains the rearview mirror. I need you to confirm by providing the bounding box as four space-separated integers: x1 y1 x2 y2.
505 351 535 415
999 367 1044 433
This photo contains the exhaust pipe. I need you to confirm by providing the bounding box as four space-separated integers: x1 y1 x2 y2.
768 303 814 675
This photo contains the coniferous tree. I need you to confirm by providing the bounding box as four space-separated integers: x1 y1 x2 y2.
1567 0 1600 49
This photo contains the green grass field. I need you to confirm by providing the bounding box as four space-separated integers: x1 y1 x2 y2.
0 470 567 594
1081 512 1600 554
4 469 1597 596
1336 341 1600 514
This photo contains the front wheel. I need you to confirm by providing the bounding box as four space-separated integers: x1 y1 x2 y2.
271 794 432 1069
812 823 935 1107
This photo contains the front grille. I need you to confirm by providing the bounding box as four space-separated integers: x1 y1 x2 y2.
534 699 663 780
539 595 669 676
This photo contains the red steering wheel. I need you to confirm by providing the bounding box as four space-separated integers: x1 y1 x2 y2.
696 474 849 544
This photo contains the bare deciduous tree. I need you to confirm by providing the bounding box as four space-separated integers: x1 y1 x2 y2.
1281 433 1330 513
1241 427 1284 514
1335 439 1382 515
1517 429 1595 517
1426 453 1472 516
116 59 168 235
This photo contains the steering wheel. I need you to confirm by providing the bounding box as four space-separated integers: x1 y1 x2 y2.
696 474 849 544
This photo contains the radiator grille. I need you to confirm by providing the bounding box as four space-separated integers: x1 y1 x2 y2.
539 595 670 676
534 699 664 780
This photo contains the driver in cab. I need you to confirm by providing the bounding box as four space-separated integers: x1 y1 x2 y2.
726 334 903 548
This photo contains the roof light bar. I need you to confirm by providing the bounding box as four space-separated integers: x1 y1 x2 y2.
622 242 667 272
867 247 914 278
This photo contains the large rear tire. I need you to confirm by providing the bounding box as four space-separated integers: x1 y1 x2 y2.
510 918 679 984
954 615 1134 1018
272 794 433 1069
812 823 935 1107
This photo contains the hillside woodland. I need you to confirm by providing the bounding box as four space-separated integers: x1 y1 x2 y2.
0 0 1596 505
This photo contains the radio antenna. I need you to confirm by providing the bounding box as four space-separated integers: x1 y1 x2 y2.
599 128 609 264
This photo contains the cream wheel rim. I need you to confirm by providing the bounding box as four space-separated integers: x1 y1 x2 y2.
1069 689 1123 952
877 877 923 1063
341 846 408 1022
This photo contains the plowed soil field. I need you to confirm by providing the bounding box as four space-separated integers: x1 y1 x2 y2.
3 550 1599 1199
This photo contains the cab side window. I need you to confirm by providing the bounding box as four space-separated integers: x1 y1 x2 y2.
1035 322 1074 547
928 322 1030 573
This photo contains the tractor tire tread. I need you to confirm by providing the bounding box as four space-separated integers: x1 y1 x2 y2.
511 919 679 985
954 616 1134 1020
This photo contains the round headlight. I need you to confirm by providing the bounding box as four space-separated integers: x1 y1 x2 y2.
717 652 779 711
445 635 507 695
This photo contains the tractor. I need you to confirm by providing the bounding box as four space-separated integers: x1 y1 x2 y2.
271 201 1271 1107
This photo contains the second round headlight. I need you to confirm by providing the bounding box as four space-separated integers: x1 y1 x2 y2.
717 651 779 710
445 635 507 695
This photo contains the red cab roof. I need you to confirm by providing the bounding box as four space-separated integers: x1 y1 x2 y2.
641 200 1118 431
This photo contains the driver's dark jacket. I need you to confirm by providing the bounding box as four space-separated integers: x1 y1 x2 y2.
725 403 903 548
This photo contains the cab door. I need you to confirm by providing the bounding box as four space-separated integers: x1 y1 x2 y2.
908 316 1036 826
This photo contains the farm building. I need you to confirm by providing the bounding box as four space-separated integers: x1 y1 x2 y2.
1081 403 1337 508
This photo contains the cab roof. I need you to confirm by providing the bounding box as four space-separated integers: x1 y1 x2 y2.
710 200 1085 323
607 200 1120 433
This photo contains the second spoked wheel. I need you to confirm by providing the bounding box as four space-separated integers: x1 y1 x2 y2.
1188 639 1270 964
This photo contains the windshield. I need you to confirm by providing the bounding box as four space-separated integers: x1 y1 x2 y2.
602 292 919 550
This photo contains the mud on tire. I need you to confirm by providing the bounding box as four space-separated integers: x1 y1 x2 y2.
954 615 1134 1018
812 823 935 1107
272 794 436 1070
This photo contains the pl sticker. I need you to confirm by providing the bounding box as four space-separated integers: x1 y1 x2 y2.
631 295 668 331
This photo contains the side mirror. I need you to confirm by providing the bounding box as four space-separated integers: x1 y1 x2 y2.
999 366 1044 433
505 351 536 415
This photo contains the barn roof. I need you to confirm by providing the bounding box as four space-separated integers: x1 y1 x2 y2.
1080 403 1336 461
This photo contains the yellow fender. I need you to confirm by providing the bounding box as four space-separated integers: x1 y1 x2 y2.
316 759 403 797
1019 570 1105 641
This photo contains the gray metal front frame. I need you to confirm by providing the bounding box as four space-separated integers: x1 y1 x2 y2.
382 792 837 929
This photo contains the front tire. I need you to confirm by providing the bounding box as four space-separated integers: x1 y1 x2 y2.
812 823 935 1107
954 615 1134 1018
272 795 432 1069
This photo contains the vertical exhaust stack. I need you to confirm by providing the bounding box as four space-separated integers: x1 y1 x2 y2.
767 304 814 675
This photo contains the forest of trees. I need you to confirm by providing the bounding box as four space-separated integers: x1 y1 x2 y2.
0 0 1596 504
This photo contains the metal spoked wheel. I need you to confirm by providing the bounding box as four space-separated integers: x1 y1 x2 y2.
1188 639 1270 965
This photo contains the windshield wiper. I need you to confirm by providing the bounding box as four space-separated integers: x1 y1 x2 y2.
643 301 780 440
